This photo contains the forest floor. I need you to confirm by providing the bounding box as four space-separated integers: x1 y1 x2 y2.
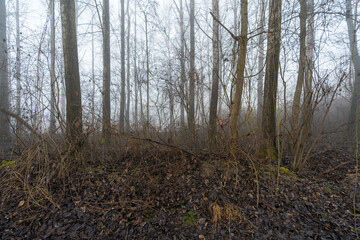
0 139 359 239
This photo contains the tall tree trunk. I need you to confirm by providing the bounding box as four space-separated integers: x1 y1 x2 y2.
261 0 282 158
145 14 150 136
133 4 138 129
119 0 126 132
346 0 360 136
126 0 131 131
229 0 248 154
102 0 111 141
257 0 266 127
91 16 95 125
60 0 83 145
188 0 196 142
290 0 307 147
208 0 220 144
0 0 9 147
15 0 22 133
179 0 186 128
50 0 56 132
292 0 315 171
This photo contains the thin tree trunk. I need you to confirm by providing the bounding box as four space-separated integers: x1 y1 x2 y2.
119 0 126 132
91 16 95 125
15 0 22 133
290 0 307 147
60 0 83 145
188 0 196 142
145 14 150 136
133 4 138 129
208 0 220 144
229 0 248 154
346 0 360 135
102 0 111 141
261 0 282 158
257 0 266 127
50 0 56 132
180 0 185 128
125 0 131 131
0 0 9 147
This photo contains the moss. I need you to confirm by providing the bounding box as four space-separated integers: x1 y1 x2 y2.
0 160 15 169
184 211 197 226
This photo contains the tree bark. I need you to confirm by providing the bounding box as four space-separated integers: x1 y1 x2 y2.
126 0 131 131
208 0 220 144
60 0 83 145
229 0 248 154
261 0 282 158
50 0 57 132
179 0 186 128
119 0 126 132
257 0 266 127
346 0 360 136
0 0 9 147
15 0 22 133
102 0 111 141
188 0 196 142
290 0 307 147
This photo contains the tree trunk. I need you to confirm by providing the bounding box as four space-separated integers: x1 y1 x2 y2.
208 0 220 144
15 0 22 133
133 4 138 129
145 14 150 136
60 0 83 145
229 0 248 155
257 0 266 127
0 0 9 147
179 0 186 129
290 0 307 147
261 0 282 159
188 0 196 142
346 0 360 136
126 0 131 131
50 0 56 132
102 0 111 141
119 0 126 132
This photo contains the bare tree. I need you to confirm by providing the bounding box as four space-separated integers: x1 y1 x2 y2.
15 0 22 133
119 0 126 132
208 0 220 144
60 0 83 145
0 0 9 146
179 0 186 128
49 0 56 132
346 0 360 136
102 0 111 141
126 0 131 130
261 0 282 158
229 0 248 154
188 0 195 141
290 0 307 147
257 0 266 126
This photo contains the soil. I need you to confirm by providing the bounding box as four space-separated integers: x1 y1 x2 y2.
0 142 359 239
